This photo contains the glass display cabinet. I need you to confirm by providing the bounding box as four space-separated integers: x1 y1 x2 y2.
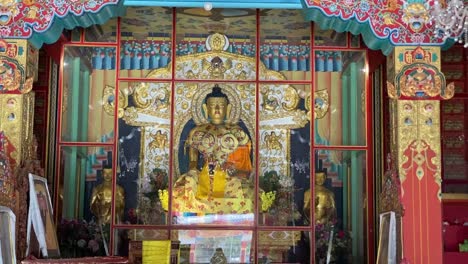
55 7 374 263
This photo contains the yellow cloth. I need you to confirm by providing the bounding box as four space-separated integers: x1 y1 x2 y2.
142 240 171 264
173 173 253 216
196 164 227 199
196 141 252 199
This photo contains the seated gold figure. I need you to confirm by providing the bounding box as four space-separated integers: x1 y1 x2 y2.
173 85 253 217
304 171 336 225
90 168 125 224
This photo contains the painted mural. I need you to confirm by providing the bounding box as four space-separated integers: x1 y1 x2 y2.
304 0 446 46
0 0 457 52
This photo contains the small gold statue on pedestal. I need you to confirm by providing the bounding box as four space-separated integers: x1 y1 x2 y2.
304 171 336 224
210 248 228 264
90 168 125 224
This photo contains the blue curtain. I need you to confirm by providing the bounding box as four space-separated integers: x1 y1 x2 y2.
88 41 349 72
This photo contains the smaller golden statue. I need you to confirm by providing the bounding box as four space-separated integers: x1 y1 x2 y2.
304 171 336 225
210 248 228 264
90 168 125 224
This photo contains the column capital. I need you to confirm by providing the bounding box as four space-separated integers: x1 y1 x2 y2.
386 46 454 100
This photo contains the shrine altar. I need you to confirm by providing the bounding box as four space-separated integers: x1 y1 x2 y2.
21 257 128 264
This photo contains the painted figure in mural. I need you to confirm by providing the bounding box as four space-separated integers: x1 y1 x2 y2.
263 131 282 153
303 171 336 225
90 168 125 224
174 85 252 200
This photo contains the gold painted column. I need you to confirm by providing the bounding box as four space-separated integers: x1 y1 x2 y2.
0 39 37 168
387 46 453 264
0 39 38 261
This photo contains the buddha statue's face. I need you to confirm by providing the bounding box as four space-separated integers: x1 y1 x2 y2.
206 97 228 125
315 172 326 186
103 169 112 182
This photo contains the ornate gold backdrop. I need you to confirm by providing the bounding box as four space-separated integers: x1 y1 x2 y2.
104 33 319 182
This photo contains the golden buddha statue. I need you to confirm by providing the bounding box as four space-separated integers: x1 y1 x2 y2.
173 85 253 216
90 168 125 224
304 171 336 225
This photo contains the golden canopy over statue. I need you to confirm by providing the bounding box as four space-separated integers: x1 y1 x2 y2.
172 85 254 217
304 171 336 225
90 168 125 224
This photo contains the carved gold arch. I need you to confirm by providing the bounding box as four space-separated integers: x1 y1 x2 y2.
103 33 325 179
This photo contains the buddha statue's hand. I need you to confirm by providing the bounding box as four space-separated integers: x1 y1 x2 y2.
222 162 236 176
187 169 199 178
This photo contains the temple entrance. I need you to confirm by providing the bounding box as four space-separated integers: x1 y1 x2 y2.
55 7 375 263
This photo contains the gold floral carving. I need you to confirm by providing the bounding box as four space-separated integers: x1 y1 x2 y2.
444 82 455 100
395 100 441 198
258 84 308 129
308 89 329 119
282 85 299 111
259 84 300 112
102 85 129 118
120 82 171 126
387 81 397 99
258 231 301 251
133 82 170 110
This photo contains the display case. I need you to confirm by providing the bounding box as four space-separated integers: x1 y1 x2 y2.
53 7 375 263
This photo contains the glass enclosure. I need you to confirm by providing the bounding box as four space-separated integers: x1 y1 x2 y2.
56 7 372 263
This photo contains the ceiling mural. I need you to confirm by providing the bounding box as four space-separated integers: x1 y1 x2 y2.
0 0 123 48
303 0 450 54
0 0 455 53
120 7 172 38
119 7 312 40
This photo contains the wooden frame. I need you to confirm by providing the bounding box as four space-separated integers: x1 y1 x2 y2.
0 206 16 264
27 173 60 258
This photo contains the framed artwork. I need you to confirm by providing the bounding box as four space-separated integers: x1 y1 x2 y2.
376 211 397 264
0 206 16 264
26 173 60 258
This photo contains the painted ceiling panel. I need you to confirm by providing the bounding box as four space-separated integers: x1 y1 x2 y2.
119 7 313 39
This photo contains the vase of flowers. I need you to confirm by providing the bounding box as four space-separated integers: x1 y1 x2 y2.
57 219 108 258
315 222 351 263
259 170 301 225
138 168 168 224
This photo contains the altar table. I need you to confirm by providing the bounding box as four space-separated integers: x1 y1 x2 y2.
21 256 128 264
